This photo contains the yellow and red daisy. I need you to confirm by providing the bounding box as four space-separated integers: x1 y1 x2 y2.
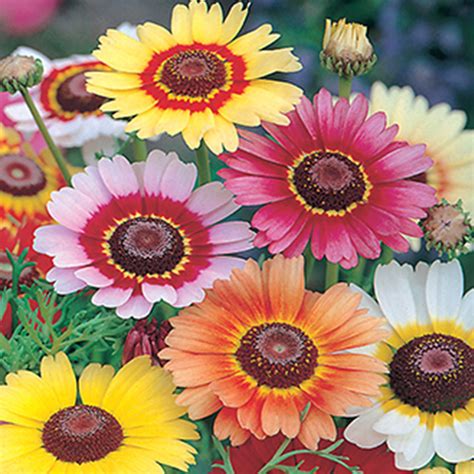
86 0 303 154
160 255 387 449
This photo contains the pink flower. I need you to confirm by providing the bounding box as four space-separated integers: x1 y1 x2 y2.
33 151 254 318
0 0 60 36
219 89 437 269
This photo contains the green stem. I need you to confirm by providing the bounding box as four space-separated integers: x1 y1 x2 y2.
19 85 71 185
338 75 353 100
349 257 366 285
195 142 211 185
325 261 340 289
258 437 292 474
380 245 394 264
304 246 315 284
132 136 148 162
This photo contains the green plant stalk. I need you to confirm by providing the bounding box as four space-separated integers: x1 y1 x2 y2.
195 142 211 185
132 136 148 162
349 257 367 285
325 261 340 289
338 75 353 100
258 437 292 474
304 246 315 284
19 85 71 185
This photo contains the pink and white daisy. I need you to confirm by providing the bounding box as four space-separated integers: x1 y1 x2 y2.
219 88 437 269
33 151 254 318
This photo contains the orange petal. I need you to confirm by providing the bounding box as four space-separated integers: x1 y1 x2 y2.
214 407 251 446
319 353 387 373
298 406 336 450
261 391 301 438
210 373 257 408
236 390 266 436
176 385 222 420
317 367 386 396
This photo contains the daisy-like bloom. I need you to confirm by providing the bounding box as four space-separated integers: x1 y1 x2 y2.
370 82 474 214
219 89 437 269
420 462 474 474
345 260 474 470
4 47 126 151
33 151 254 318
160 255 387 449
0 352 198 473
86 0 303 154
0 123 65 222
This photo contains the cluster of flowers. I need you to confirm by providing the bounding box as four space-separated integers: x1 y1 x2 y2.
0 1 472 473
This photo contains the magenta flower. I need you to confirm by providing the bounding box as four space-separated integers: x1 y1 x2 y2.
34 151 254 318
219 89 437 269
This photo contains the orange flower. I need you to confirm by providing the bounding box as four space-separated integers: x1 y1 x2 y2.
160 255 387 449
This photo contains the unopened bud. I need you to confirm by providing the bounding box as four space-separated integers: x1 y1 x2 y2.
0 55 43 94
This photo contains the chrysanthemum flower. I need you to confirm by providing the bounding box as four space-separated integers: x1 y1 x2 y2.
0 352 198 472
160 255 387 449
370 81 474 214
219 89 437 268
33 151 254 318
86 0 303 154
0 122 65 222
4 47 126 152
345 260 474 470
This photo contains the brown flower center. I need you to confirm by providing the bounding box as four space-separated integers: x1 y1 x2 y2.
236 322 318 388
0 154 47 196
0 251 38 291
389 333 474 413
108 217 185 276
159 49 227 98
292 151 368 212
56 71 106 113
42 405 123 463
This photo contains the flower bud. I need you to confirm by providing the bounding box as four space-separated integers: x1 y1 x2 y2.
0 55 43 94
320 18 376 77
421 199 473 258
122 319 172 366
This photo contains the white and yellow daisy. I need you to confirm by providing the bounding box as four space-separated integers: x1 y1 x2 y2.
345 259 473 470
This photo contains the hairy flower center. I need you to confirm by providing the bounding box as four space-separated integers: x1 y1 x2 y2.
389 333 474 413
236 322 318 388
159 49 227 98
0 154 47 196
108 217 185 276
0 251 38 290
56 71 106 113
42 405 123 463
292 151 368 212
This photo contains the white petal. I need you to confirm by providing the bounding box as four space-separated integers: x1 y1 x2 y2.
47 267 87 294
344 405 387 449
116 294 153 319
141 283 178 305
388 422 426 461
433 419 474 463
143 150 175 197
92 286 133 308
97 155 139 197
426 260 463 326
159 157 197 202
74 267 114 288
457 289 474 332
373 408 420 435
453 409 474 448
395 428 435 470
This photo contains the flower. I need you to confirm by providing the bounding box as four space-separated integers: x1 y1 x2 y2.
345 260 474 470
0 352 198 472
33 151 254 318
211 429 406 474
0 0 60 36
86 0 303 154
160 255 387 449
122 319 172 366
370 82 474 215
0 124 65 222
219 89 437 269
320 18 376 77
4 47 126 151
0 54 43 93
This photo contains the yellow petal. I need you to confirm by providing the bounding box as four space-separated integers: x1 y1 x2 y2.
228 24 280 56
182 109 216 149
86 82 124 99
125 418 199 440
40 352 77 411
105 447 166 473
190 0 209 44
137 22 177 54
171 4 193 44
79 363 115 407
204 114 239 154
1 443 56 474
218 2 248 45
154 108 190 136
125 108 165 139
245 48 302 80
200 3 224 44
85 71 142 90
0 425 43 463
218 93 261 127
101 90 156 117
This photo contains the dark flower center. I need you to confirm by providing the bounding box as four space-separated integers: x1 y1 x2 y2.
389 333 474 413
292 151 368 213
0 251 38 291
236 322 318 389
159 49 228 98
42 405 123 463
108 217 185 276
56 71 106 113
0 154 47 196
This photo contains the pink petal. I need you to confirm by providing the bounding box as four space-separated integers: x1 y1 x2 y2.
74 267 114 288
268 212 310 254
325 98 350 150
282 219 313 257
311 216 328 260
143 150 175 196
313 88 334 149
341 93 369 143
296 95 320 144
116 294 153 319
345 215 381 260
262 122 305 158
72 166 113 209
324 218 357 265
224 176 291 205
355 205 401 236
97 155 139 197
254 231 272 248
238 129 294 165
381 234 410 253
219 151 287 178
141 283 178 305
160 157 197 202
46 267 87 294
92 285 133 308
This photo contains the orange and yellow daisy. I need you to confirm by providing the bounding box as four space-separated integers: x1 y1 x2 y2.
160 255 387 449
86 0 303 154
0 352 198 473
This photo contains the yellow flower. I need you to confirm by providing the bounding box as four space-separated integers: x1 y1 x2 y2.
321 18 376 76
0 353 198 473
420 462 474 474
370 81 474 214
86 0 303 154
